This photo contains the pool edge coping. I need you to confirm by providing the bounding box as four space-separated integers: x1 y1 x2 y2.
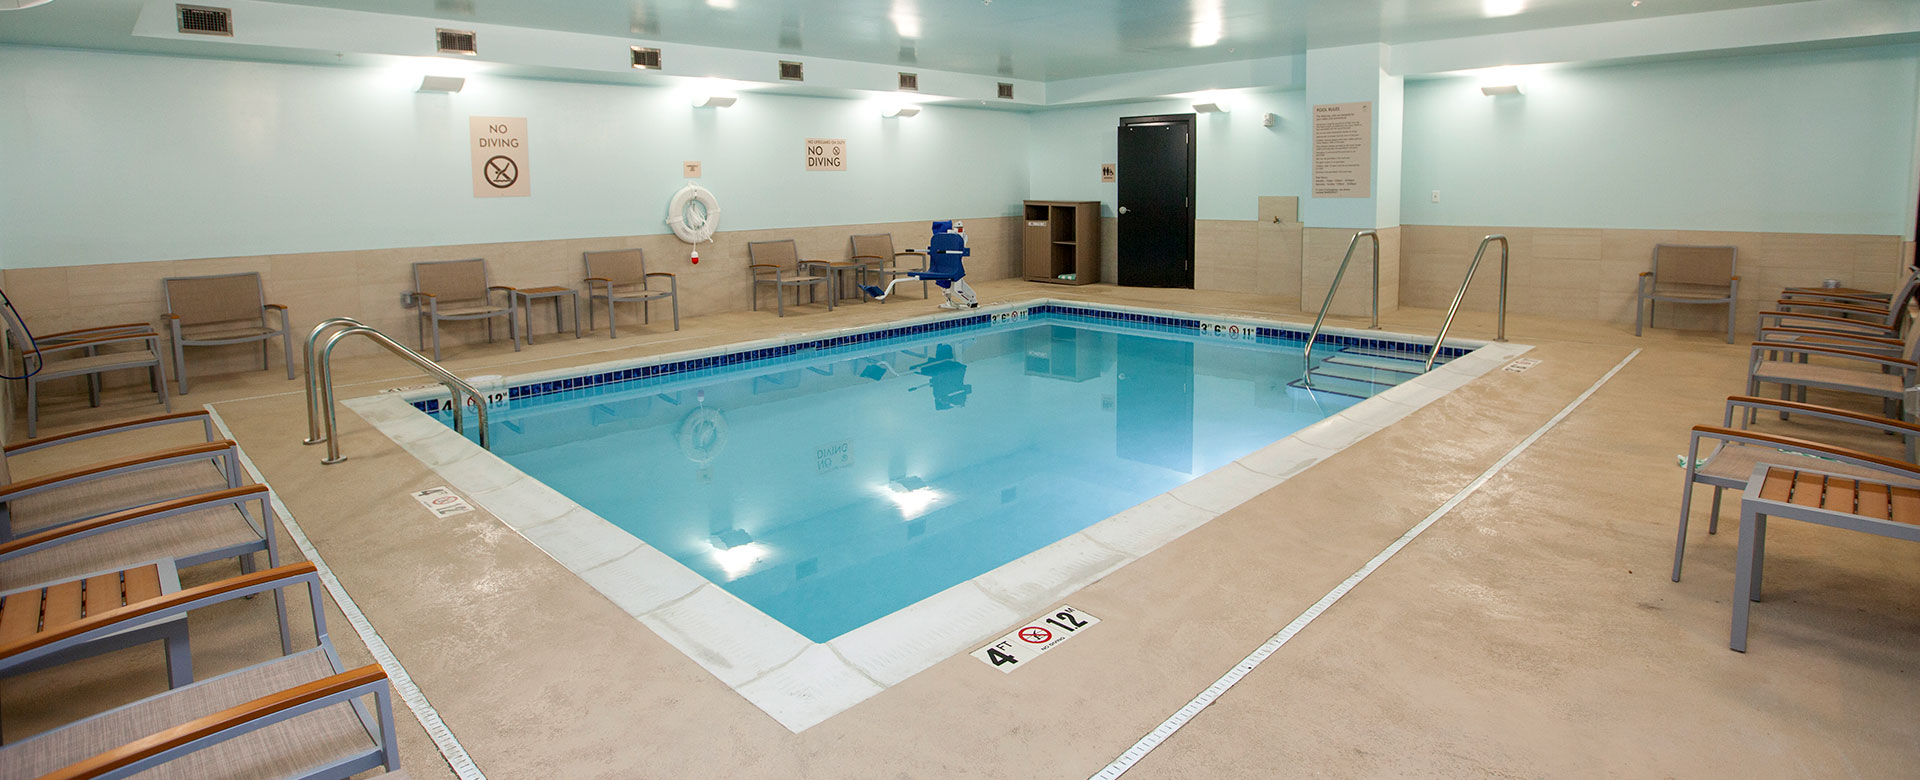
344 298 1532 733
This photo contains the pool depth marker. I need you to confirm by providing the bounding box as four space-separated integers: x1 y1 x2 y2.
206 406 487 780
1089 348 1641 779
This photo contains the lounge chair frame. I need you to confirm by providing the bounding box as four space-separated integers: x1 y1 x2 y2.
409 258 520 361
0 411 237 543
748 240 831 317
0 563 399 778
1636 244 1739 343
0 304 170 440
161 271 295 395
584 249 680 337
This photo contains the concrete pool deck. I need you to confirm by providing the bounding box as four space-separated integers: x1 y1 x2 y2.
4 279 1917 778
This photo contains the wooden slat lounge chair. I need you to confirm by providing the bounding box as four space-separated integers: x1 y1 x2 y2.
1671 395 1920 582
0 486 290 656
162 272 295 395
0 304 169 440
0 562 401 778
583 249 679 337
0 411 239 543
0 559 191 692
1636 244 1739 343
850 233 928 301
1779 266 1917 307
1746 321 1917 419
409 258 519 361
748 240 830 317
1730 464 1920 652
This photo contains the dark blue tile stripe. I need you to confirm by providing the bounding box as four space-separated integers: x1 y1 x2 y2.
405 304 1473 413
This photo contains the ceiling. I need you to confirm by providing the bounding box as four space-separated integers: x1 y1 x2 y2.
0 0 1821 81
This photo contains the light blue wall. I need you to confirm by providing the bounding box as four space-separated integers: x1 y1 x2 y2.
1025 89 1308 221
0 46 1031 268
1400 44 1920 235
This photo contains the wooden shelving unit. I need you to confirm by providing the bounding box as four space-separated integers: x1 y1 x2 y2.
1023 200 1101 285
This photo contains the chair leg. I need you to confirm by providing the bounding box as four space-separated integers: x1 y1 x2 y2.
26 379 37 438
156 362 172 412
1707 487 1723 534
1730 508 1760 652
173 337 190 395
1635 296 1645 337
589 296 599 332
610 301 619 339
431 319 443 362
163 626 192 688
752 284 760 312
282 331 296 380
1672 480 1696 582
509 312 521 353
670 293 680 331
260 339 270 371
777 285 786 317
486 318 494 344
643 298 650 326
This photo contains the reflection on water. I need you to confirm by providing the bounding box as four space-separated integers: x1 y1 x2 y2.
473 322 1358 642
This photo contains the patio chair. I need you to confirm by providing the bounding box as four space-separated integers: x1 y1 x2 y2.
584 249 679 337
1746 332 1915 420
0 300 168 439
850 233 928 301
748 240 831 317
0 562 401 778
1729 463 1920 652
1636 244 1739 343
161 271 294 395
1671 395 1920 582
0 485 290 657
1779 266 1917 307
0 410 239 543
410 258 519 361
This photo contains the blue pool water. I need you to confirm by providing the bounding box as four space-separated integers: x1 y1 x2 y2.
438 315 1421 641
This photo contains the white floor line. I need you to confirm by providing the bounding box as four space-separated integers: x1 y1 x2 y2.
204 405 486 780
1089 348 1642 780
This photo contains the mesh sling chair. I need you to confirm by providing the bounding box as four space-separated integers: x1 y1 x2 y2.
747 240 830 317
1636 244 1739 343
0 562 401 779
849 233 928 301
0 410 240 544
161 272 294 395
583 249 679 338
409 258 519 362
0 295 168 439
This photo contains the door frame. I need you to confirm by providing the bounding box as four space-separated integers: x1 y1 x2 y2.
1117 113 1197 288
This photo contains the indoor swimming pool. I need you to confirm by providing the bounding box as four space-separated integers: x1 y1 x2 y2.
424 306 1455 641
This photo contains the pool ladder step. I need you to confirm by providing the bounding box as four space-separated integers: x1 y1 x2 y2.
1285 372 1385 400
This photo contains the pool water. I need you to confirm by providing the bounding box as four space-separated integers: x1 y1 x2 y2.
446 319 1405 642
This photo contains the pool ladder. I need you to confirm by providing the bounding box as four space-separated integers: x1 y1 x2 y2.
1300 230 1382 368
1423 234 1510 371
1300 231 1509 375
302 318 490 465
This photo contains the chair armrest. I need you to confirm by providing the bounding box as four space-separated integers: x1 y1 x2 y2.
1729 276 1741 282
645 272 676 278
1775 299 1890 316
409 291 436 299
262 303 287 311
1722 395 1920 436
1756 327 1904 347
5 410 214 454
747 264 780 269
584 277 612 283
1755 310 1896 333
1750 342 1917 368
1690 425 1920 478
36 323 154 340
0 440 235 501
38 662 385 780
0 484 266 557
160 314 179 320
1639 271 1653 277
2 560 314 662
488 285 516 292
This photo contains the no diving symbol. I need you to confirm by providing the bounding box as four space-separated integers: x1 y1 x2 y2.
1018 626 1052 644
484 155 518 189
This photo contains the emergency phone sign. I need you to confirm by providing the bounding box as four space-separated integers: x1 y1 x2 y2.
972 606 1100 673
805 138 847 171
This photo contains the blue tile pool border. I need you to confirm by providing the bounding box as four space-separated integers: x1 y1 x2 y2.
409 302 1475 413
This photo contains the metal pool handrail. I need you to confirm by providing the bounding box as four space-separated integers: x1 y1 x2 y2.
1300 230 1381 366
303 317 366 445
1423 234 1510 373
307 323 488 464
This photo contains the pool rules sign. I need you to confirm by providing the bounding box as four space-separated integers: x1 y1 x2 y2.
471 117 530 197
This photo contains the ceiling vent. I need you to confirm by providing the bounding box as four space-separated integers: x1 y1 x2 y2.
436 28 478 56
997 82 1014 100
779 60 804 81
176 4 233 36
897 72 918 91
631 46 662 70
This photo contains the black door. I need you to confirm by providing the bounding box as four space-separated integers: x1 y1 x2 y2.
1117 114 1196 288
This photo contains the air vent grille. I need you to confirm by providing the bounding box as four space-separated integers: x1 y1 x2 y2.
779 60 804 81
631 46 662 70
897 72 918 91
997 82 1014 100
436 28 478 56
176 4 233 36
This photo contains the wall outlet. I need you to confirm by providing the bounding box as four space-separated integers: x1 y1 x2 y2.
1430 190 1441 203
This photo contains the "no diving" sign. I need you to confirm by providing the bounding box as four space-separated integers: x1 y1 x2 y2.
470 116 530 198
804 137 847 171
972 605 1100 673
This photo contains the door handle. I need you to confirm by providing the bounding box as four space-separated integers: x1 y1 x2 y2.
1117 206 1129 215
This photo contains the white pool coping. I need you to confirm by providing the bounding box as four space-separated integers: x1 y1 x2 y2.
345 299 1532 732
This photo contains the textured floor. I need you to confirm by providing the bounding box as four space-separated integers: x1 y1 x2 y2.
4 280 1915 778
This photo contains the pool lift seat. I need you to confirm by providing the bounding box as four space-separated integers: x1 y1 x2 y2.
861 222 977 309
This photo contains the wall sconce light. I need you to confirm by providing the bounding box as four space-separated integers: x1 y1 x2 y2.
418 75 466 93
881 104 921 118
1193 100 1230 113
1480 83 1525 96
692 94 738 108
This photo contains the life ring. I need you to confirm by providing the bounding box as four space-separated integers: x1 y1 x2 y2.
677 406 727 464
667 184 720 244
